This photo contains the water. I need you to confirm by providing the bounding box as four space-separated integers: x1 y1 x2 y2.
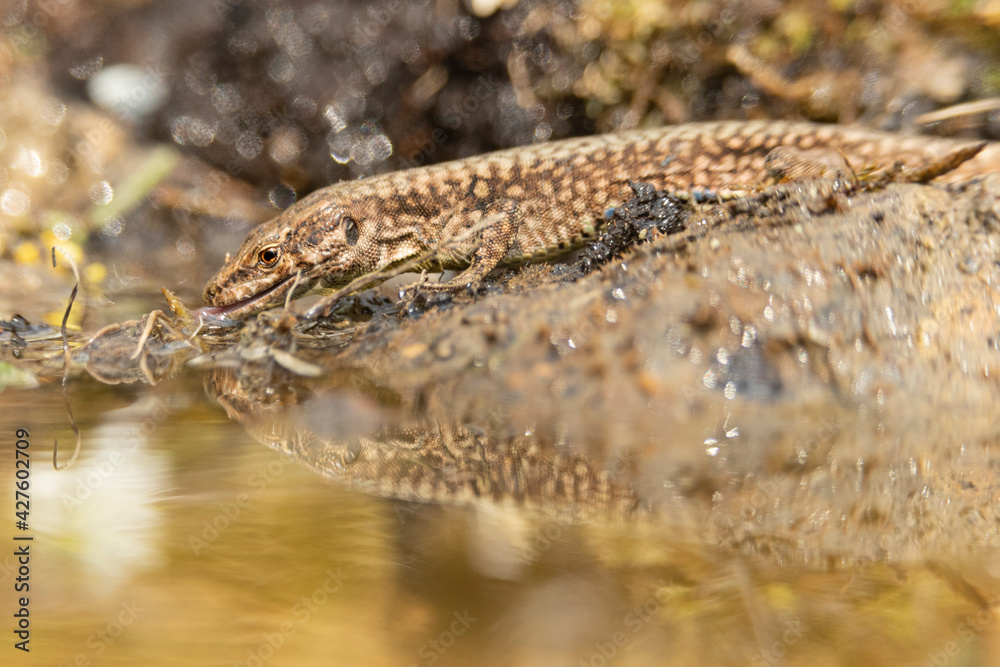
2 353 998 666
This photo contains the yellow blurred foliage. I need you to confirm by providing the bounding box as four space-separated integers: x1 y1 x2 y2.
84 261 107 286
12 240 40 265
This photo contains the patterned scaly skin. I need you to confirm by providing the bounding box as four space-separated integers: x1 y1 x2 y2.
201 120 997 319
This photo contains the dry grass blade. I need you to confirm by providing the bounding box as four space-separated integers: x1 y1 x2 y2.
51 246 83 471
284 270 305 312
916 97 1000 126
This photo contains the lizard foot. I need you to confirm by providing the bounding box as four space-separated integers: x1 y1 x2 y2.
397 272 495 318
399 286 458 319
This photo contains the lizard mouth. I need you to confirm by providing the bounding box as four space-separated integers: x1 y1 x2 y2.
196 277 295 321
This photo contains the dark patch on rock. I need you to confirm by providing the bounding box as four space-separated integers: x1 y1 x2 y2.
579 181 690 274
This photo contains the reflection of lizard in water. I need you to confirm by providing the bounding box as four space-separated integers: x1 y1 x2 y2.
207 368 641 517
200 121 995 320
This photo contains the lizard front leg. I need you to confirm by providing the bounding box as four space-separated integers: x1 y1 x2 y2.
410 197 524 293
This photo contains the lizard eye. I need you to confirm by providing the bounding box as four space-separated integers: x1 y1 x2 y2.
343 216 359 246
257 245 281 267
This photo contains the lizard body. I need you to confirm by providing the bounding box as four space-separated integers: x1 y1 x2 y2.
200 120 998 319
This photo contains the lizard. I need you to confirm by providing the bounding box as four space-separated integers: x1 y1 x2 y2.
199 120 998 321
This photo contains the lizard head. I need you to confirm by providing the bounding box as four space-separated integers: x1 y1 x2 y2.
199 188 368 320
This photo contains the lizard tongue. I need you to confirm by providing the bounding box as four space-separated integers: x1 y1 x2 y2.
194 278 291 320
194 302 242 318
